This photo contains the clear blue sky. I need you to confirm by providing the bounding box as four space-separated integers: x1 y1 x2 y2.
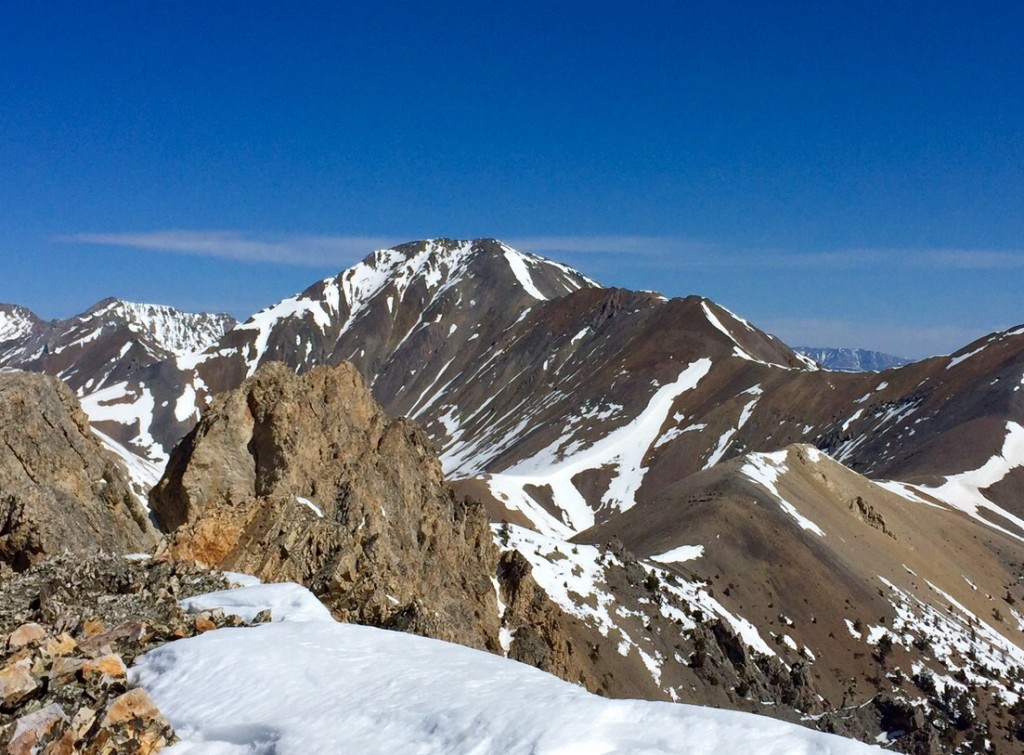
2 2 1022 358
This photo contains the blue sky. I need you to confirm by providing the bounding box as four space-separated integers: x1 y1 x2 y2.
2 2 1022 358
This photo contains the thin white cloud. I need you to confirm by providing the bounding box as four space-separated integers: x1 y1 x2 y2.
510 237 1024 271
58 230 1024 273
59 231 401 267
507 235 711 256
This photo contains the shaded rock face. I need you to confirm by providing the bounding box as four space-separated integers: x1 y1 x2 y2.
151 361 501 652
0 372 156 571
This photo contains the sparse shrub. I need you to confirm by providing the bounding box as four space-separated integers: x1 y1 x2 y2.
913 670 937 696
690 637 708 669
876 632 894 663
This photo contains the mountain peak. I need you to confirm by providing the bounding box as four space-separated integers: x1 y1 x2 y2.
73 298 237 359
0 303 42 343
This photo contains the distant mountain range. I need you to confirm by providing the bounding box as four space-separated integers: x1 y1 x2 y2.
794 346 912 372
2 238 1024 752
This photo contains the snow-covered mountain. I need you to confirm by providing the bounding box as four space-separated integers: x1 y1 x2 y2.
9 238 1024 751
0 303 42 343
49 239 1024 540
0 297 235 394
795 346 911 372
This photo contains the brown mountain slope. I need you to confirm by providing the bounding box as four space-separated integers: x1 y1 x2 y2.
147 360 872 737
62 240 1024 546
575 444 1024 750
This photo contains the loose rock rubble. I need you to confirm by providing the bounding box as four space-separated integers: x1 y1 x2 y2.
0 552 259 753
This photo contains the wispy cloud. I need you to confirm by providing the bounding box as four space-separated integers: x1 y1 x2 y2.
507 235 712 256
58 231 402 267
58 230 1024 273
511 237 1024 271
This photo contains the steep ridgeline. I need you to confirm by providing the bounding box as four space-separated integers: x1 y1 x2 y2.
72 238 596 465
0 298 235 395
474 319 1024 543
0 304 43 343
795 347 912 372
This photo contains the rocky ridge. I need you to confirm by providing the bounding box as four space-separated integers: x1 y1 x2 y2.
0 371 157 571
151 362 503 651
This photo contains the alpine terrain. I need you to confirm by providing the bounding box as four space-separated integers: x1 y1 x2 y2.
3 238 1024 753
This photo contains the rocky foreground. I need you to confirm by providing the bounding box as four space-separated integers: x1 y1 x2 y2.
0 553 253 753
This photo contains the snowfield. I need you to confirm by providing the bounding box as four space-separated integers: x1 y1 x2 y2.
131 583 880 754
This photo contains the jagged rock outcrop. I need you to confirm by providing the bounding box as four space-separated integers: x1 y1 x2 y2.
150 361 501 652
0 372 157 570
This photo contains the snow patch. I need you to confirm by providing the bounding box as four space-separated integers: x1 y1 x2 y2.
295 496 324 518
917 421 1024 542
485 359 713 536
740 451 826 536
650 545 704 563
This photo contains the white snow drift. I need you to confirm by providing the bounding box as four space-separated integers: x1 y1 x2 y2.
131 582 880 755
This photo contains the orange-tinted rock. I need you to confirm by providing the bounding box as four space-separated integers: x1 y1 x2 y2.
6 702 68 755
6 622 47 650
193 615 216 633
41 633 78 659
0 657 39 710
90 688 175 754
5 700 68 753
80 619 105 639
48 656 86 687
81 654 127 698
